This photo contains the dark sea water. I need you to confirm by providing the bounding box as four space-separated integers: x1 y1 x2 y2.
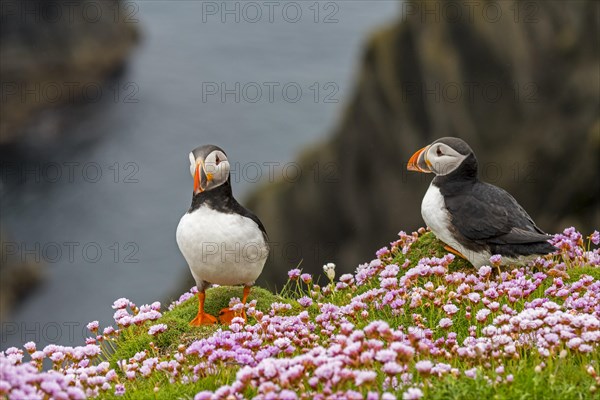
1 1 397 349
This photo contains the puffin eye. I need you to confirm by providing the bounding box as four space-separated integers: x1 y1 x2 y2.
215 154 221 165
436 148 443 156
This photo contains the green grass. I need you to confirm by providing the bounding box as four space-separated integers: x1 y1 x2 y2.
393 231 473 271
567 266 600 283
424 359 595 400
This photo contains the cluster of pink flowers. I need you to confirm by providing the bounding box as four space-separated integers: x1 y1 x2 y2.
0 300 165 399
112 298 162 328
0 343 112 398
1 228 598 399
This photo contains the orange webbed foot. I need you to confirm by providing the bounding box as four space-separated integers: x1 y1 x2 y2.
190 291 217 326
189 312 217 326
444 245 466 260
218 308 246 325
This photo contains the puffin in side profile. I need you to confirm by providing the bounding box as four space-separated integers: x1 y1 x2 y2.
407 137 556 267
176 145 269 325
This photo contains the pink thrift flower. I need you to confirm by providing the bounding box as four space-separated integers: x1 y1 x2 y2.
376 246 390 258
443 304 459 315
579 344 593 353
148 324 168 336
106 370 117 382
478 265 492 277
403 388 424 400
490 254 502 266
439 318 453 328
415 360 434 375
340 273 354 284
288 269 301 280
355 370 377 386
468 293 481 303
115 384 126 396
590 230 600 245
280 390 298 400
382 361 403 375
112 298 132 310
86 320 99 333
297 296 313 307
50 352 65 363
194 392 213 400
375 349 397 363
83 344 101 357
23 342 36 353
476 309 491 322
465 368 477 378
113 309 130 322
103 326 115 336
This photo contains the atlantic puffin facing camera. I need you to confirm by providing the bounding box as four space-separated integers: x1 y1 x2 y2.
177 145 269 326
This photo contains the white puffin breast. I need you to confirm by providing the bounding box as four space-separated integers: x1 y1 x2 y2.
176 205 268 286
421 183 491 267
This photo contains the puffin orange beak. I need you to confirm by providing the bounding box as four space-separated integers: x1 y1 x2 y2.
407 145 432 173
193 162 202 194
193 160 214 194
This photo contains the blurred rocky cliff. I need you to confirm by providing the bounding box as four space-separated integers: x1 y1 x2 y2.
0 0 139 320
0 0 139 146
248 0 600 285
0 232 44 323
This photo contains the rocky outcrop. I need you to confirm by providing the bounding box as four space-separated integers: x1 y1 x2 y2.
0 232 45 323
0 0 139 318
0 0 139 144
248 0 600 285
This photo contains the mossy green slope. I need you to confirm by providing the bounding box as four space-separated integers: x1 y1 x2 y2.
108 286 291 365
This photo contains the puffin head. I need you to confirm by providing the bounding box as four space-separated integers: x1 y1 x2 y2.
188 144 231 194
407 137 476 177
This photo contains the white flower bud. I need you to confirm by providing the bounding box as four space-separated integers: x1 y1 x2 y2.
559 350 568 359
323 262 336 281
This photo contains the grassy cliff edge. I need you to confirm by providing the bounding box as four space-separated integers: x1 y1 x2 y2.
1 228 599 399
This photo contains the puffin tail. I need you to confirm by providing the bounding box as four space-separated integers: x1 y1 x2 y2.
490 241 557 258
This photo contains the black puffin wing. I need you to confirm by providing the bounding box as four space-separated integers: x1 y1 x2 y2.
445 182 548 245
